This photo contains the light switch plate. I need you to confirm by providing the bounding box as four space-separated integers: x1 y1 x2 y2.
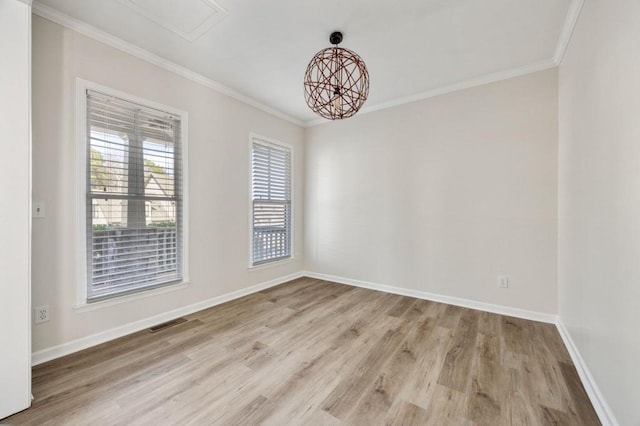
33 202 46 218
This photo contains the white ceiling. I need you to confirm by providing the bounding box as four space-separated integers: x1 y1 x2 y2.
33 0 580 124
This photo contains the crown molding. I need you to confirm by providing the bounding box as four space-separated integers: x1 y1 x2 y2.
305 0 584 127
305 58 557 127
32 0 583 128
553 0 584 64
31 1 305 128
16 0 34 5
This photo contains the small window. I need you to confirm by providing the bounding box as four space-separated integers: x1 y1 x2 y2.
84 87 185 301
251 136 292 265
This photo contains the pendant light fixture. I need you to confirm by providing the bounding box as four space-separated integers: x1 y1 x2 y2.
304 31 370 120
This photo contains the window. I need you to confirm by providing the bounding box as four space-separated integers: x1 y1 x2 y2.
83 86 185 301
251 136 292 265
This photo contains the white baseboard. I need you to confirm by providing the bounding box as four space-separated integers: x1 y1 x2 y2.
31 272 304 366
555 319 619 426
302 271 616 425
31 268 615 426
303 271 557 324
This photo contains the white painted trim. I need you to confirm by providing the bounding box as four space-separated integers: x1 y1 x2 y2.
32 266 615 426
553 0 584 64
32 271 304 365
73 282 190 312
306 58 558 127
303 271 557 324
248 257 295 271
16 0 33 6
74 79 88 306
555 320 619 426
26 0 33 404
33 0 583 128
302 271 614 423
306 0 586 127
31 1 304 128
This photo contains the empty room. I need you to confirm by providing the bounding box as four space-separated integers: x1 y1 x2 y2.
1 0 637 424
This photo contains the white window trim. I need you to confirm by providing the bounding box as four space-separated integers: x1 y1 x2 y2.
248 132 294 269
73 281 189 312
75 78 190 307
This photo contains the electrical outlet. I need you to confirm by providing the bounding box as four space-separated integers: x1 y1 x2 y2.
498 275 509 288
34 305 50 324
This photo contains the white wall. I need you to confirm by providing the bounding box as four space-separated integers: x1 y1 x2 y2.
305 69 558 314
558 1 640 424
31 16 304 353
0 0 32 419
25 5 640 423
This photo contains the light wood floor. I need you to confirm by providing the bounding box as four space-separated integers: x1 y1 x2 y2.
4 278 600 425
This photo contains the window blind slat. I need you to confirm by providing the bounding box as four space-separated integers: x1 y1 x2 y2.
251 139 292 265
86 89 183 301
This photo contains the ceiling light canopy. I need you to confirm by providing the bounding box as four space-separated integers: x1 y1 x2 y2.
304 32 370 120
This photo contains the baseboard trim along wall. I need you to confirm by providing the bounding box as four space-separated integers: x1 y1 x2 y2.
304 271 616 426
31 269 615 426
303 271 557 324
31 272 304 366
555 320 619 426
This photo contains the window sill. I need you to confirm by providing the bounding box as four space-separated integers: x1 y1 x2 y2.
248 257 295 271
74 281 190 312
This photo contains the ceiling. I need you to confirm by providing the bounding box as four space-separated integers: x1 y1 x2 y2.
33 0 580 125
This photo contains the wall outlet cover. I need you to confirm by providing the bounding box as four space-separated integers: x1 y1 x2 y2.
34 305 50 323
498 275 509 288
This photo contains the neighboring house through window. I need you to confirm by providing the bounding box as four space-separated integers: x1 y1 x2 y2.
80 81 187 302
251 135 292 266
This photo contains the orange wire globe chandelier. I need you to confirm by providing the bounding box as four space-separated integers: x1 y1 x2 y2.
304 32 370 120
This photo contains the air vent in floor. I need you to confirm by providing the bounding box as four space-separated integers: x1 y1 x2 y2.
148 317 187 333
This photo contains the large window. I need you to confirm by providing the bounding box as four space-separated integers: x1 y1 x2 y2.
251 136 292 265
83 86 185 301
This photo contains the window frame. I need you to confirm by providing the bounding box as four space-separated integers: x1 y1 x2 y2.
75 79 189 306
248 133 294 268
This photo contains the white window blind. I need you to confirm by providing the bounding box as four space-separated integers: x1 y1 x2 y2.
86 89 183 301
251 138 292 265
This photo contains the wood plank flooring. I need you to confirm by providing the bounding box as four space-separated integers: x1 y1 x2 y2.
3 278 600 425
